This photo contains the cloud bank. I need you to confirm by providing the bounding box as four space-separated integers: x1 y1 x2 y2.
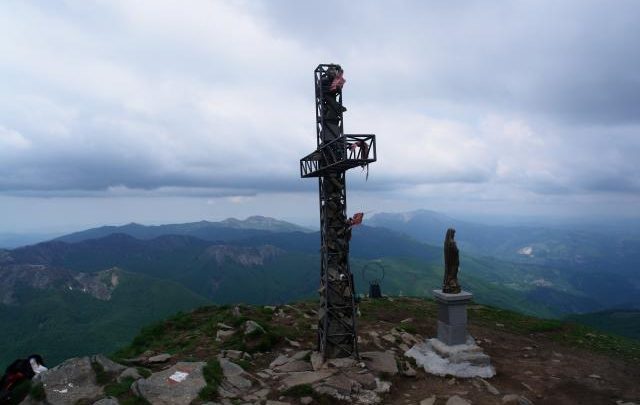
0 0 639 226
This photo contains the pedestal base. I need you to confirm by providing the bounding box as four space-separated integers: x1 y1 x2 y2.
433 289 473 346
404 337 495 378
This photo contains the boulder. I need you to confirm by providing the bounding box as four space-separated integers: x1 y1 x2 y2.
244 320 265 335
118 367 142 382
216 329 235 342
420 395 437 405
219 358 252 390
132 362 206 405
327 358 356 368
93 398 119 405
91 355 126 374
37 357 103 405
147 353 171 363
280 370 336 389
310 352 324 371
274 360 312 373
361 351 399 375
447 395 472 405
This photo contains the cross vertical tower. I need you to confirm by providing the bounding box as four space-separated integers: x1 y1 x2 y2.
300 64 377 358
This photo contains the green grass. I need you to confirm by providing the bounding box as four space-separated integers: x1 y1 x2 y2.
282 384 314 397
0 271 210 368
199 360 223 401
104 377 135 397
469 303 640 360
91 360 112 385
29 383 46 401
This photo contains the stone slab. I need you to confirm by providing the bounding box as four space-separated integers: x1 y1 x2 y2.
132 362 206 405
405 338 495 379
432 289 473 304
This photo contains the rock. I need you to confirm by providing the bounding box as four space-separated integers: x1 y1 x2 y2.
274 360 312 373
37 357 104 405
291 350 311 361
91 354 126 374
320 375 360 395
37 357 103 405
118 367 142 382
270 355 291 368
218 322 234 329
310 352 324 370
280 370 336 389
285 338 301 348
253 388 270 399
224 350 244 360
219 358 252 389
344 370 377 390
300 396 313 404
382 334 396 343
244 320 265 335
400 332 419 346
502 394 533 405
266 401 290 405
420 395 437 405
374 378 391 394
147 353 171 363
232 306 242 317
361 351 399 375
327 358 356 368
132 362 206 405
93 398 119 405
480 378 500 395
447 395 472 405
402 361 416 377
357 390 382 404
216 329 235 342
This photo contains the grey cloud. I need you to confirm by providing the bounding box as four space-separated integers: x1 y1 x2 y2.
0 0 639 223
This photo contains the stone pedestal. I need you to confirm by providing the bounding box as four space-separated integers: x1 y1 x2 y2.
404 289 494 378
433 289 473 346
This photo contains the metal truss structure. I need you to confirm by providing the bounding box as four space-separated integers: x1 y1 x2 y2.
300 64 377 359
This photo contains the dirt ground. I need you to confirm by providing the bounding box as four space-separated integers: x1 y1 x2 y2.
357 299 640 405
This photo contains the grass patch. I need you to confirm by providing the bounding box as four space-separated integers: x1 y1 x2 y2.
104 377 135 397
398 324 418 334
283 384 314 397
29 383 46 401
91 360 112 385
136 367 152 378
199 360 223 401
120 396 151 405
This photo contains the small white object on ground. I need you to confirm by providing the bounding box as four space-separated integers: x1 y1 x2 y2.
169 371 189 383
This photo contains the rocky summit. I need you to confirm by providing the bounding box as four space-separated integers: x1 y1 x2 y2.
13 298 640 404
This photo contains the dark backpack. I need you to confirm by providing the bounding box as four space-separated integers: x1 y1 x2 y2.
0 355 45 404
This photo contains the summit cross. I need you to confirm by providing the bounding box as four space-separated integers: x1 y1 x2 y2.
299 64 377 359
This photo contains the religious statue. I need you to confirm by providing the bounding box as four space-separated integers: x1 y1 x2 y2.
442 228 461 294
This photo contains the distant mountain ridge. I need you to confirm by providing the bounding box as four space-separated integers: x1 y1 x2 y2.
3 210 639 368
54 215 311 244
369 209 640 311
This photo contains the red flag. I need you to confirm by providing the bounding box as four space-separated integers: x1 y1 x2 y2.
350 212 364 226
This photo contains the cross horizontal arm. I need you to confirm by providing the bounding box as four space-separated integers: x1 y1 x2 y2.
300 134 376 178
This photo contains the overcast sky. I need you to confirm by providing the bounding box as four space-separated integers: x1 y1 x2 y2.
1 0 639 233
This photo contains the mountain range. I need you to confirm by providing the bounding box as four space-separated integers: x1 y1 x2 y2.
1 211 638 368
